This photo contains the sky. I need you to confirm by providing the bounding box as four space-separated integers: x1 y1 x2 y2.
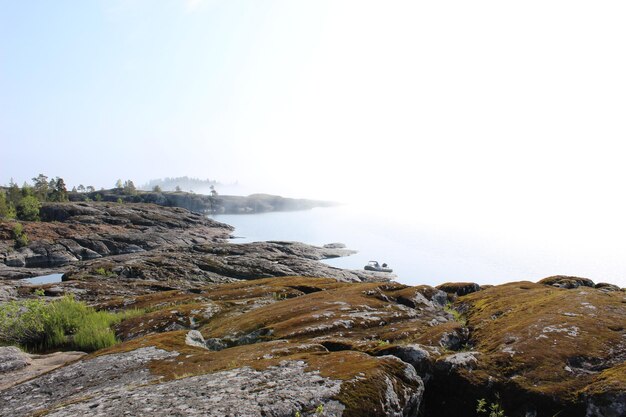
2 1 626 283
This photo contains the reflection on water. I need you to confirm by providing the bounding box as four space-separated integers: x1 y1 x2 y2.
21 273 64 285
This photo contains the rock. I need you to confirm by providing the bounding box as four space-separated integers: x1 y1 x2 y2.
435 351 480 373
0 350 87 391
377 355 424 417
0 347 177 416
422 281 626 416
436 282 481 297
0 347 31 373
0 282 16 301
4 250 27 267
58 239 102 260
538 275 595 289
395 285 448 310
0 343 423 417
378 344 433 377
1 202 233 274
323 242 346 249
595 282 622 292
185 330 208 349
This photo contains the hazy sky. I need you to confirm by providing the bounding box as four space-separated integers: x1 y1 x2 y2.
2 1 626 250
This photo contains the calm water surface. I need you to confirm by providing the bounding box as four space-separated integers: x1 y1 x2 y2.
210 205 563 287
21 273 64 285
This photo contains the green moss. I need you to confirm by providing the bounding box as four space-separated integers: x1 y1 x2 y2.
458 282 626 399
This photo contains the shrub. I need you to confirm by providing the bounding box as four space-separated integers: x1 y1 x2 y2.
0 297 49 347
12 223 29 248
94 267 115 277
16 195 41 221
0 294 142 352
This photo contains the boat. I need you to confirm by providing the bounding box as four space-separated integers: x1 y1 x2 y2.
364 260 393 273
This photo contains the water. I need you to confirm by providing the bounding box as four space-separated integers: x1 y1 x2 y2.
21 273 64 285
211 206 530 287
212 205 626 288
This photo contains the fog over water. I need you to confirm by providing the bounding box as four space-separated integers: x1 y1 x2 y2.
214 201 626 288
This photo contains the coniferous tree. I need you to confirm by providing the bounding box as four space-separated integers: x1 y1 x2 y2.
123 180 137 195
49 177 68 202
7 179 21 207
0 191 9 218
32 174 49 201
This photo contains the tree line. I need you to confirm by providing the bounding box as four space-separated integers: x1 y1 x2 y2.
0 174 70 221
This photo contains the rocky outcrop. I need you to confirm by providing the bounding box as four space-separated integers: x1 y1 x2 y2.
423 281 626 416
0 339 423 417
1 202 625 416
0 347 86 391
4 274 621 416
538 275 596 289
0 202 385 289
436 282 481 298
0 202 233 272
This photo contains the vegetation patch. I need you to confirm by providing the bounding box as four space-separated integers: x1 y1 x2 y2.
0 294 142 352
12 222 29 248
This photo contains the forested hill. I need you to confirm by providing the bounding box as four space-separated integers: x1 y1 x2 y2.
69 189 337 215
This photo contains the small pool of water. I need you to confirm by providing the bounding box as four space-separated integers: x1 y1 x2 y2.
21 273 64 285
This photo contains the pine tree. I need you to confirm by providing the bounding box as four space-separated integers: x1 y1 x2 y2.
32 174 49 201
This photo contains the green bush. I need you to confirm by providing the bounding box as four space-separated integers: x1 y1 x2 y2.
16 195 41 221
12 223 29 248
0 297 49 347
0 294 142 352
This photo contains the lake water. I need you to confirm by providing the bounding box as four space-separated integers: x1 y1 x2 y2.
211 205 612 287
21 273 64 285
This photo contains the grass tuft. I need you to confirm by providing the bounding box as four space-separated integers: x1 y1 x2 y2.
0 294 143 352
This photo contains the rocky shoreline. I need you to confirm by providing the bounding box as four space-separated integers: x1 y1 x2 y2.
1 201 625 416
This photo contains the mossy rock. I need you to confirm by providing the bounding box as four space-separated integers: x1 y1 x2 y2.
538 275 595 289
436 282 481 297
425 281 626 416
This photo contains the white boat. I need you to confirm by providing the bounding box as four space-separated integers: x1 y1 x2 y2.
364 260 393 273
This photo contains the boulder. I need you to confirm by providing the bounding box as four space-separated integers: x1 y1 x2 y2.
0 347 31 373
538 275 595 289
